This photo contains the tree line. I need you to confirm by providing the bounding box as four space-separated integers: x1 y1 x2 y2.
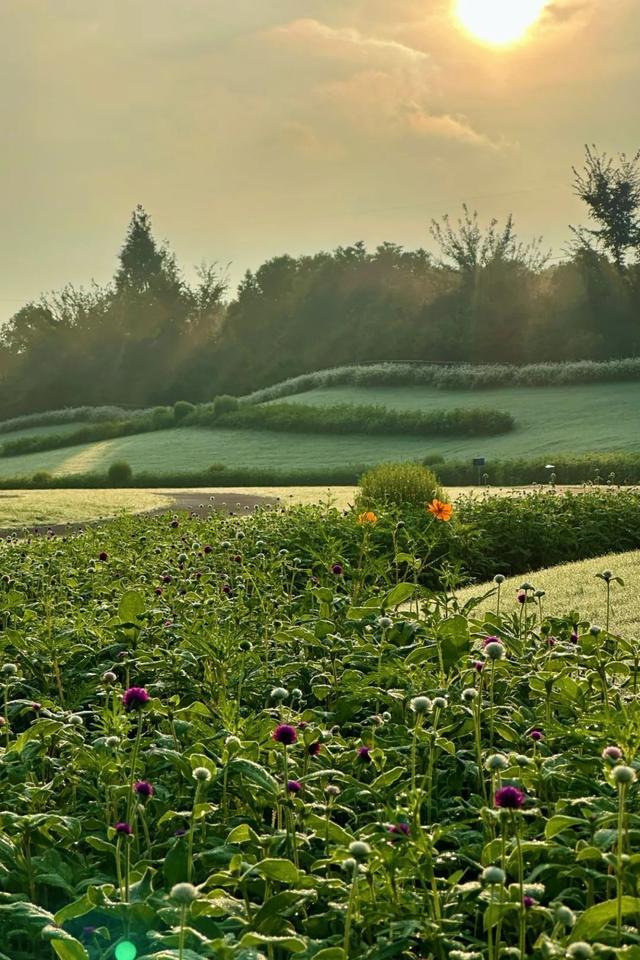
1 145 640 416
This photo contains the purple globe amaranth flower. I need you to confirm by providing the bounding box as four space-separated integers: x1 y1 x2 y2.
204 545 213 554
387 822 411 838
530 730 544 742
523 896 536 909
494 786 526 809
357 745 371 762
483 635 501 648
331 563 344 575
570 630 579 643
272 724 297 746
517 592 526 604
134 780 154 798
472 660 484 672
114 821 133 835
287 779 302 793
98 552 108 562
122 686 150 711
308 741 322 757
602 745 623 761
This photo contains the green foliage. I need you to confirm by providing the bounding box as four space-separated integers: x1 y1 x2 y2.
245 357 640 404
358 463 442 508
0 501 638 958
215 402 514 437
107 460 133 486
173 400 196 423
212 394 240 417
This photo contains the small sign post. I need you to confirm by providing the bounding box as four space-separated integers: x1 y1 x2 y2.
473 457 486 486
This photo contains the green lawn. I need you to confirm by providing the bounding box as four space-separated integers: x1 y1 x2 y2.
457 549 640 634
276 382 640 458
0 422 92 444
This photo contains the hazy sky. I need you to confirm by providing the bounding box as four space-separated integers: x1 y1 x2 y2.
1 0 638 321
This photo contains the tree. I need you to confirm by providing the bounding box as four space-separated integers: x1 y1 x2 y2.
429 204 549 273
115 205 183 298
571 145 640 267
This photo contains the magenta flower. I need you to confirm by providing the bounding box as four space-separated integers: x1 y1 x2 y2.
357 746 371 762
331 563 344 575
287 779 302 793
115 821 132 835
134 780 154 798
386 822 410 839
523 896 536 909
204 545 213 554
494 786 526 809
272 724 297 746
98 552 108 562
570 631 579 643
602 745 623 761
472 660 484 672
308 741 322 757
483 635 501 647
122 686 150 711
529 730 543 742
517 592 526 604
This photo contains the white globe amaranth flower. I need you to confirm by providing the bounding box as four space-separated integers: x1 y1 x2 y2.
192 766 212 782
555 904 576 927
348 840 371 862
410 696 431 715
481 866 506 885
612 764 637 785
485 642 505 661
485 753 509 772
566 944 593 960
170 882 198 904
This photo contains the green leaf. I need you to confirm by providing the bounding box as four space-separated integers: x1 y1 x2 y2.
255 859 300 884
118 590 146 625
304 812 353 845
545 815 586 839
370 766 404 791
228 758 279 798
572 897 640 941
226 823 260 845
164 837 189 887
312 951 347 960
383 582 415 609
239 932 306 953
50 938 89 960
54 895 94 925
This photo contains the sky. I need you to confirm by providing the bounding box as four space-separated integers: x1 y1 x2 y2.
0 0 638 321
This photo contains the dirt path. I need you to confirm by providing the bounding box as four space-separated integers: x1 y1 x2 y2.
0 490 280 539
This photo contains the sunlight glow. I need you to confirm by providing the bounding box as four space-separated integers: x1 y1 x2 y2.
455 0 549 46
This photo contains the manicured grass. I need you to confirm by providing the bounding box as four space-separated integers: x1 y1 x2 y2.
457 549 640 634
0 422 93 445
277 382 640 458
0 489 174 527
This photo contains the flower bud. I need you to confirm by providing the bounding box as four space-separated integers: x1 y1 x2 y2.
348 841 371 862
612 765 637 785
410 696 431 714
192 766 212 782
170 882 198 904
482 866 506 885
485 753 508 772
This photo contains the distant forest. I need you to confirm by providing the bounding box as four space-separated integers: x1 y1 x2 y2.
2 145 640 416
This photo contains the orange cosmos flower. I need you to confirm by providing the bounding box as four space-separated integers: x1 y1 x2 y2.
357 511 379 525
427 499 453 522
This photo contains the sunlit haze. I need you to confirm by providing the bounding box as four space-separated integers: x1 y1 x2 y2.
455 0 549 46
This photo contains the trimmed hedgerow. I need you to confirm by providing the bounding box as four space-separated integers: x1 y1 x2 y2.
358 463 442 508
244 357 640 402
212 402 515 437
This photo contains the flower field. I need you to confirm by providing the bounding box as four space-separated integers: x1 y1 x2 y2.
1 502 639 960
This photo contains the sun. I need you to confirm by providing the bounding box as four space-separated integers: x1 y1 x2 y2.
455 0 549 46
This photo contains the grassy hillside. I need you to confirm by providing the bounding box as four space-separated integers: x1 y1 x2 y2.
457 549 640 633
276 381 640 458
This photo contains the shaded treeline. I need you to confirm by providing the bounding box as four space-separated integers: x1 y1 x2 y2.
2 146 640 416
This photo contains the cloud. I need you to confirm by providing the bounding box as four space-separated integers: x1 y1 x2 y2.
543 1 594 23
270 18 429 65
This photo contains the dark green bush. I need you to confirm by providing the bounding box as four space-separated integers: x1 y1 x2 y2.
31 471 52 486
358 463 442 508
216 402 514 437
152 406 174 427
173 400 196 422
213 395 240 417
107 460 133 486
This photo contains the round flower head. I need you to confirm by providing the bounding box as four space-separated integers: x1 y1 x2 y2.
357 745 371 762
270 687 289 703
523 896 536 909
570 630 579 643
192 766 212 783
387 822 410 839
494 786 526 809
102 671 117 685
134 780 154 798
357 511 378 525
308 741 322 757
272 724 297 746
566 944 594 960
287 779 302 793
114 821 132 835
602 745 622 762
98 552 108 562
485 753 509 772
170 882 198 905
325 784 341 798
483 635 501 648
482 866 506 885
331 563 344 575
485 641 505 661
529 730 543 742
343 857 358 874
472 659 484 672
517 592 526 605
612 764 637 785
122 686 150 711
432 696 447 710
519 581 535 592
555 905 576 927
462 687 478 702
378 616 393 629
349 840 371 862
2 663 18 676
410 696 431 715
493 574 506 584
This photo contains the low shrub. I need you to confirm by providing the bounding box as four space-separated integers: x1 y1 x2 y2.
31 471 52 486
212 394 240 417
173 400 195 422
107 460 133 486
216 402 515 437
358 463 442 508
